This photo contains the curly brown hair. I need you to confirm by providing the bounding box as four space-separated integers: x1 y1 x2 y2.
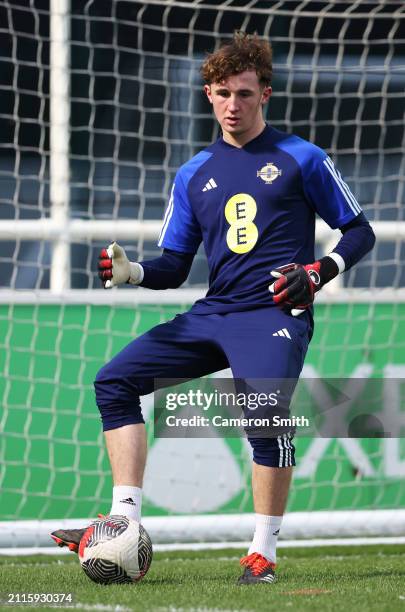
201 31 272 86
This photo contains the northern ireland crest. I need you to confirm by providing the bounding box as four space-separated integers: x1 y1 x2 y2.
257 163 282 184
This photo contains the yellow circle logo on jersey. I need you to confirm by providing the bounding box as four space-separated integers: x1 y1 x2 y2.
224 193 258 254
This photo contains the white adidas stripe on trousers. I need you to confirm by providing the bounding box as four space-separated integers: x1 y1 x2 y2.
277 432 294 467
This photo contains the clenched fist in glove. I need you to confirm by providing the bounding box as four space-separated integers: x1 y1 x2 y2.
98 242 143 289
269 256 339 316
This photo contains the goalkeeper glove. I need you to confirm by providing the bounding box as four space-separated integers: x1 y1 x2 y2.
98 242 143 289
269 257 339 316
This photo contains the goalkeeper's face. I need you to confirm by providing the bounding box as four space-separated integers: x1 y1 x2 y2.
204 70 271 146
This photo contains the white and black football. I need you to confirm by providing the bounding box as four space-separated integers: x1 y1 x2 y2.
78 515 153 584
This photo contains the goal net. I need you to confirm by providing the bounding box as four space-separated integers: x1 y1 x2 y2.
1 0 405 550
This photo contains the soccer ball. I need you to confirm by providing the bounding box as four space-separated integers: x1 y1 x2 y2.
78 515 153 584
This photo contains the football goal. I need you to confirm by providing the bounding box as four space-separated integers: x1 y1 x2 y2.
1 0 405 552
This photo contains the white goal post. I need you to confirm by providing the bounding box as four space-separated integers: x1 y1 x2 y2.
1 0 405 551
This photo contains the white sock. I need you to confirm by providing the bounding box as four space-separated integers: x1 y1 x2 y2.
110 485 142 522
248 514 283 565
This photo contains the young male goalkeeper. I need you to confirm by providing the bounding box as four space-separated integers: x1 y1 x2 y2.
51 32 375 584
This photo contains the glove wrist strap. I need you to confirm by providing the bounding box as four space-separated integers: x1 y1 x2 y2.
328 252 345 273
317 255 340 286
128 262 144 285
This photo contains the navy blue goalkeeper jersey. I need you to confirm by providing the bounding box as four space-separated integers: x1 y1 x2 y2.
158 125 361 314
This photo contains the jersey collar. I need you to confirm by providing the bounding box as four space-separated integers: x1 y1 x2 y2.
218 124 273 151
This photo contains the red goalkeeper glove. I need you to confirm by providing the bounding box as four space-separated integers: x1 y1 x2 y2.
269 257 339 316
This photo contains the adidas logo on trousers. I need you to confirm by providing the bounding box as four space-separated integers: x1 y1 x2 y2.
272 328 291 339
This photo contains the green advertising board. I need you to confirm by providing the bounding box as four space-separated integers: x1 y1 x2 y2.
0 303 404 520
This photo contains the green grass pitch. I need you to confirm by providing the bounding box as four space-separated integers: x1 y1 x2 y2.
0 545 404 611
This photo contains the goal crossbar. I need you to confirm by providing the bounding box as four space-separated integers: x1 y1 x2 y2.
1 220 404 241
2 219 403 296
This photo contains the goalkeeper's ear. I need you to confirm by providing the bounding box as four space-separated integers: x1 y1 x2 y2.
204 84 213 104
260 85 272 105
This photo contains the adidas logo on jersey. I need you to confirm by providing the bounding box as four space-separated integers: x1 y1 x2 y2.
202 178 217 192
272 328 291 340
120 497 137 506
